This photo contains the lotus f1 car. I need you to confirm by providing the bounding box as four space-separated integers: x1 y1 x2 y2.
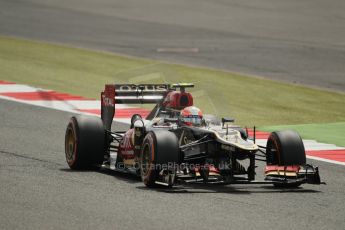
64 83 322 188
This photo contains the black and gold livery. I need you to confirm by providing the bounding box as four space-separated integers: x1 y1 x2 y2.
64 83 323 188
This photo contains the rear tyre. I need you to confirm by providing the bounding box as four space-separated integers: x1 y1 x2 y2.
139 130 179 187
266 130 306 166
65 115 105 169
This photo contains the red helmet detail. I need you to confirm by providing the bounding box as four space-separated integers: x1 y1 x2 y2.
180 106 203 126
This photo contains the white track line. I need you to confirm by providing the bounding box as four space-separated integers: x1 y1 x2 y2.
254 139 345 151
23 100 132 110
306 155 345 166
0 84 49 93
0 95 80 114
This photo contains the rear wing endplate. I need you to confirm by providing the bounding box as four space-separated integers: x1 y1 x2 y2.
101 84 170 130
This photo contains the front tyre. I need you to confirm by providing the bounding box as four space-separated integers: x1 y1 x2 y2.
266 130 306 188
266 130 306 166
140 130 179 187
65 115 105 169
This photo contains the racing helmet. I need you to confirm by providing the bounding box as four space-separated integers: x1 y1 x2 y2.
180 106 203 126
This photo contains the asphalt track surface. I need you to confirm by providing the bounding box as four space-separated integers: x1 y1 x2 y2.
1 0 345 91
1 99 345 230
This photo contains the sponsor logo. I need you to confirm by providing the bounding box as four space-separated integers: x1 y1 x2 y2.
120 130 135 158
116 84 168 92
101 94 115 107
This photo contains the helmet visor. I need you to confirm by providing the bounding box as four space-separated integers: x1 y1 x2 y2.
181 115 202 125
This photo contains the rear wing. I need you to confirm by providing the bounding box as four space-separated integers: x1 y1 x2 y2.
114 84 169 103
101 84 171 130
101 83 195 130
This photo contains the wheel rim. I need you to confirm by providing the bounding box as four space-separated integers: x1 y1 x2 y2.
267 136 280 165
65 126 76 165
141 143 151 176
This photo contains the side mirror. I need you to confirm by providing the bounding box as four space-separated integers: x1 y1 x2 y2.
222 117 235 127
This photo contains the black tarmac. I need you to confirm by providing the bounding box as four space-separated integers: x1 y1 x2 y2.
0 99 344 230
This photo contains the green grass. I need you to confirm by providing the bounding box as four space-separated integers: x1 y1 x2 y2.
1 36 345 127
260 122 345 147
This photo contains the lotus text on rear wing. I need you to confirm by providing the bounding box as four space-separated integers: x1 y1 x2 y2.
115 84 169 92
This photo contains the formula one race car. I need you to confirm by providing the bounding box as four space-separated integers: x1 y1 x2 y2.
64 83 322 188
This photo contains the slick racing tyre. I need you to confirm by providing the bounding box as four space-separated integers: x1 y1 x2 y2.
139 130 179 187
65 115 105 169
266 130 306 188
266 130 306 166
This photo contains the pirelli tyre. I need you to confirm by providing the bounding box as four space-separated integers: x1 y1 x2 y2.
139 130 179 187
266 130 306 188
65 115 105 169
266 130 306 166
